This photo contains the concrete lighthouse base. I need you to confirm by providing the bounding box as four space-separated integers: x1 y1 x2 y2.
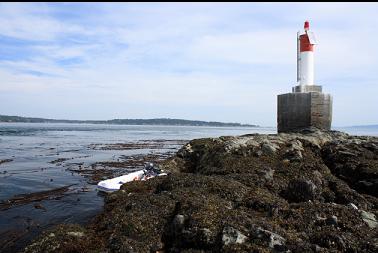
277 85 332 133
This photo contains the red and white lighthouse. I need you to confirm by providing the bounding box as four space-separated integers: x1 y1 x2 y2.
277 20 332 133
297 20 317 86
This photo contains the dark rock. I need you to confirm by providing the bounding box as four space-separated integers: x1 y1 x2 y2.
33 203 47 211
23 224 104 253
325 215 338 226
254 150 263 157
0 158 13 165
250 226 286 251
263 167 275 181
312 170 323 186
355 179 378 196
149 241 164 252
284 179 318 202
321 138 378 197
173 214 185 231
311 231 346 251
284 148 303 162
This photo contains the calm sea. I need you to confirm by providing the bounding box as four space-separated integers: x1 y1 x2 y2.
0 123 376 251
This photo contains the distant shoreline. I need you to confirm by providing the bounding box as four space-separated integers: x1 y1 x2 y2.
0 115 259 128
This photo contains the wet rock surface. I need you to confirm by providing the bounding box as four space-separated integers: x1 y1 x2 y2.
23 129 378 252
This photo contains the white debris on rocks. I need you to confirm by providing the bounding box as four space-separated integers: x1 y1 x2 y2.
67 231 85 237
222 226 248 245
348 203 358 210
184 143 193 153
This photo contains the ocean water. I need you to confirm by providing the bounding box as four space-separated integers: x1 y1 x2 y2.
0 123 376 252
334 126 378 137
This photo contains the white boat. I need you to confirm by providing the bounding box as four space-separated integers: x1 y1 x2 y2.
97 169 167 193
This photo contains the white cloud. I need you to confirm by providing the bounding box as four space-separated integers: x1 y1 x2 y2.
188 30 294 65
0 3 88 41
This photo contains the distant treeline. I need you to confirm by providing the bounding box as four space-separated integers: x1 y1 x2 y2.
0 115 259 127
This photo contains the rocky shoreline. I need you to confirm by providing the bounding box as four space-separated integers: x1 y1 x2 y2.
22 129 378 252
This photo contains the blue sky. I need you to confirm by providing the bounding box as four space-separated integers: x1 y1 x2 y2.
0 3 377 126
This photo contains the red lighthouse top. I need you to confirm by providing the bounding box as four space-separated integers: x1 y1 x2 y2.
304 20 310 31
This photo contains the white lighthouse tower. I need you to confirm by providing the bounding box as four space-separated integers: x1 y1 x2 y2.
297 20 316 87
277 21 332 133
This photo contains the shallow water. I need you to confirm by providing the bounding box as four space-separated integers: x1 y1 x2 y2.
334 126 378 137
